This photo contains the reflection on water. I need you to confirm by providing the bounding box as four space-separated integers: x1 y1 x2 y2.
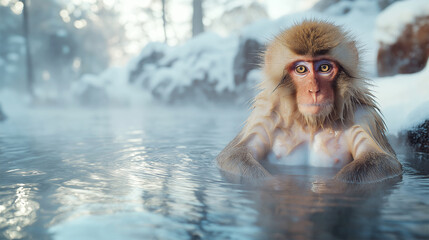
0 107 428 239
0 184 40 239
256 176 401 240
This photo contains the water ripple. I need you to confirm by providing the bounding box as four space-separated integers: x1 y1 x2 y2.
0 108 427 240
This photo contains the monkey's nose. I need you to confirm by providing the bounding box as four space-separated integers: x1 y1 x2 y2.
309 89 320 102
308 78 320 94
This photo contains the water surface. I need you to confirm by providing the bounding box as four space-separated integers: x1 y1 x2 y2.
0 107 428 240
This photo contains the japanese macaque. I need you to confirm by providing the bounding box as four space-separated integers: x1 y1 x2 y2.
217 20 402 183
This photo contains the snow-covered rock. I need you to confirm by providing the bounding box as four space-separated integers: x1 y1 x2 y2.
71 67 149 107
376 0 429 45
376 0 429 76
374 60 429 153
128 33 238 104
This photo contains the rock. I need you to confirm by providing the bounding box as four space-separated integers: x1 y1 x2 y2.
233 37 264 86
0 104 6 121
129 43 166 86
377 16 429 76
407 119 429 153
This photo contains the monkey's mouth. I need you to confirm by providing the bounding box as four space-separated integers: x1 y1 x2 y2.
300 103 332 107
298 102 333 116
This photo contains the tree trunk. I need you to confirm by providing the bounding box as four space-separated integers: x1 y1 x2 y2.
22 0 34 96
192 0 204 37
161 0 168 43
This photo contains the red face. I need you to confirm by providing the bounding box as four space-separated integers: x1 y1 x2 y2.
288 58 339 117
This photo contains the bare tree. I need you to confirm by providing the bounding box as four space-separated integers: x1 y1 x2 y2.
161 0 168 43
192 0 204 37
21 0 34 96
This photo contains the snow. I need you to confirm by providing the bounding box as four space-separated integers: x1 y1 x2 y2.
375 0 429 44
71 67 150 107
130 32 238 101
374 62 429 134
129 42 167 68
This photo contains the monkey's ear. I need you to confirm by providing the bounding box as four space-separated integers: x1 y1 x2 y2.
330 40 360 78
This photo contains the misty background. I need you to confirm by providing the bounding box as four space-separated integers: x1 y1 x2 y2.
0 0 316 104
0 0 428 142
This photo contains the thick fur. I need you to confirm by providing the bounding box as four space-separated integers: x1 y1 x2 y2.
217 20 402 183
217 135 270 178
334 152 402 183
280 20 344 56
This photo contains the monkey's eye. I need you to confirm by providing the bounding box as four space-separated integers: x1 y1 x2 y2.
295 65 307 74
319 64 331 72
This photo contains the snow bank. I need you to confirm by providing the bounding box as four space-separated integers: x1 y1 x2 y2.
375 0 429 44
374 62 429 134
71 67 150 107
130 32 238 103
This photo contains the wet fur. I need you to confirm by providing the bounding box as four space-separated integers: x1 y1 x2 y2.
334 152 402 183
217 135 270 178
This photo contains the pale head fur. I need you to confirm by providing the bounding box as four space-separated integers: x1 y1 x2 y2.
240 20 394 156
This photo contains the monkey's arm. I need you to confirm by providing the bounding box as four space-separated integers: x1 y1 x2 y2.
335 110 402 183
216 130 271 179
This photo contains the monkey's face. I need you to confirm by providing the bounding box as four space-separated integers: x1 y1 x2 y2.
288 58 338 117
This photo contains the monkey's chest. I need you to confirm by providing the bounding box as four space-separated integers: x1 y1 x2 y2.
269 130 352 168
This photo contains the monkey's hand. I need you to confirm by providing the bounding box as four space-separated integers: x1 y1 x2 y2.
334 152 402 183
217 145 271 179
